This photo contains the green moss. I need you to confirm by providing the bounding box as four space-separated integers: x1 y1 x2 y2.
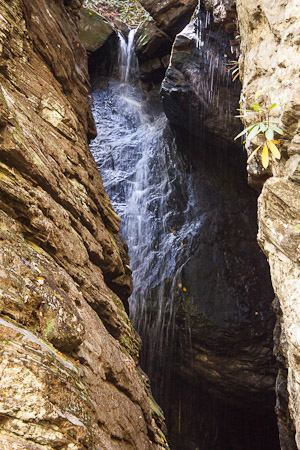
44 319 55 337
79 8 115 52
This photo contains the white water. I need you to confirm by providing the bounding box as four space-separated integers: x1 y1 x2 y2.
90 31 202 384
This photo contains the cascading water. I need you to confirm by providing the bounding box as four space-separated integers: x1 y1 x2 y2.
90 30 201 392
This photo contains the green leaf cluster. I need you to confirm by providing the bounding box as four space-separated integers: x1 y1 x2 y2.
234 100 284 169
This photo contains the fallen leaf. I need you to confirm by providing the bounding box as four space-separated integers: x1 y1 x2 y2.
37 277 45 285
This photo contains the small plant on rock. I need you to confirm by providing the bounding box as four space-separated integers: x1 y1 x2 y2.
234 96 284 168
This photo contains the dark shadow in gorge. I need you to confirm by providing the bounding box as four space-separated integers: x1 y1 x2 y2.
138 126 280 450
165 373 279 450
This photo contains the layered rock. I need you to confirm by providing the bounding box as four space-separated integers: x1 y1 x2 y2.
236 0 300 448
0 0 167 448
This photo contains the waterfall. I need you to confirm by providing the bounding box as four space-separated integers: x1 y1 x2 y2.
88 22 281 450
90 30 201 396
117 29 138 84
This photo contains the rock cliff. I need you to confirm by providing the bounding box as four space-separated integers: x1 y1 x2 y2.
236 0 300 448
0 0 167 448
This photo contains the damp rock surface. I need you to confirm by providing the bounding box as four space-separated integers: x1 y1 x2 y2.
140 0 198 38
0 0 167 448
161 6 241 145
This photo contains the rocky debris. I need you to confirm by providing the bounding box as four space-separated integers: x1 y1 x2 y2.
0 0 167 448
161 6 241 145
79 7 116 53
140 0 198 38
237 0 300 448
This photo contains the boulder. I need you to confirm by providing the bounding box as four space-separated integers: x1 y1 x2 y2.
79 7 116 53
203 0 237 32
134 21 172 61
140 0 198 37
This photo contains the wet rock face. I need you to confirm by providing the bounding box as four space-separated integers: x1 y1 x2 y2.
236 0 300 448
134 21 172 62
0 0 167 448
161 7 241 146
168 132 276 407
157 2 279 448
140 0 198 38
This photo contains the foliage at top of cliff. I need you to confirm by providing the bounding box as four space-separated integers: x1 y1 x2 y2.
83 0 151 26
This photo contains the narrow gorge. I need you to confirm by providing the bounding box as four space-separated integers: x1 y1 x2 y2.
0 1 299 450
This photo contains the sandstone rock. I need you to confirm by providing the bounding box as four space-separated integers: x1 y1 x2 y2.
79 7 116 53
236 0 300 447
140 0 198 37
0 0 167 448
236 0 300 188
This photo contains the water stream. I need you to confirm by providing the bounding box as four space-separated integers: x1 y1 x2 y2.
90 30 201 388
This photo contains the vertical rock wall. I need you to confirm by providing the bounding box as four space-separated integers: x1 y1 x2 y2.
236 0 300 448
0 0 167 448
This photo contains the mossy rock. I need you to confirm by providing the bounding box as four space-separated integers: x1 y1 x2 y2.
79 7 116 53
